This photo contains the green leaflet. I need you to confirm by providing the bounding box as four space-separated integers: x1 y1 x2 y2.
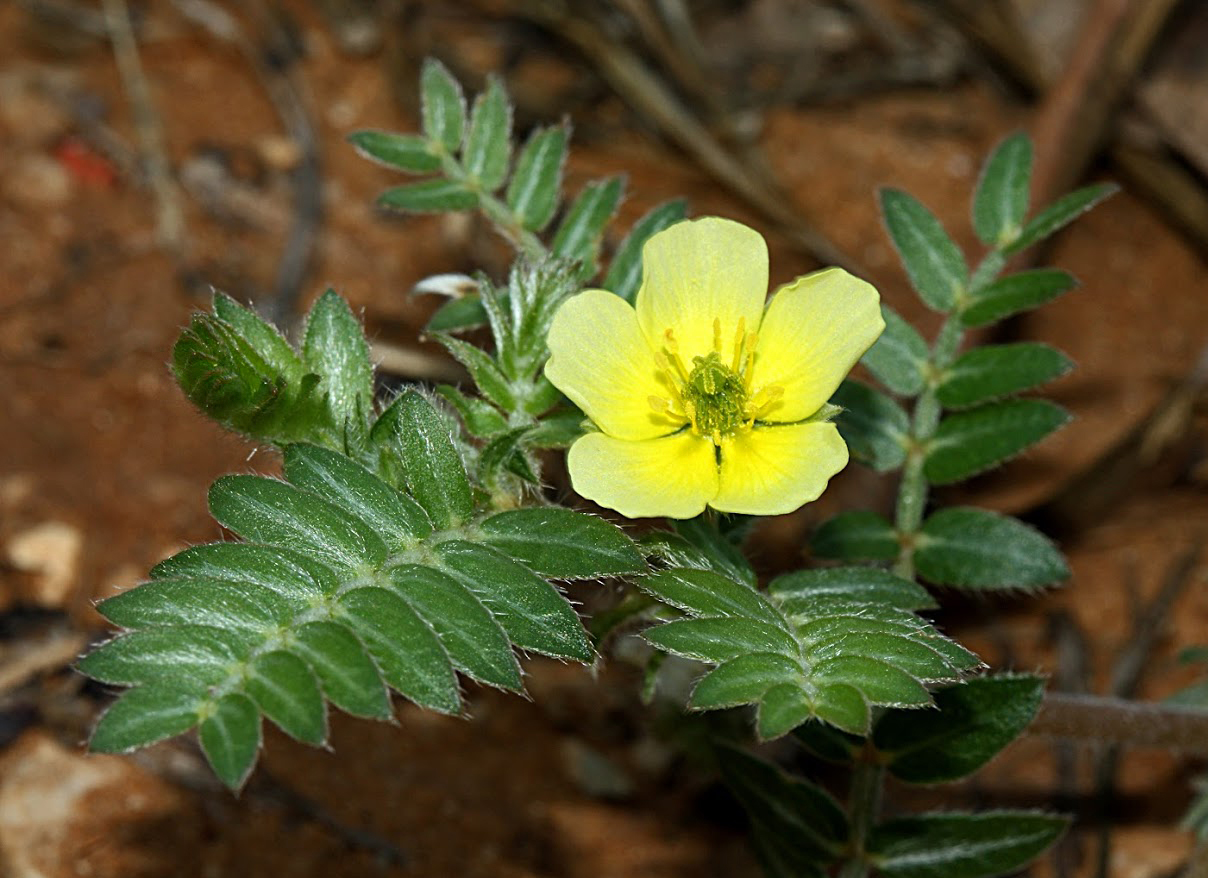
603 199 688 303
291 621 392 720
915 507 1069 589
961 269 1077 328
506 123 567 232
812 511 899 562
478 507 643 578
462 74 512 191
372 390 474 529
936 343 1072 409
420 58 466 153
552 176 624 275
209 475 387 578
769 567 936 612
97 576 295 633
1004 182 1118 255
868 812 1067 878
436 540 593 662
377 179 479 213
246 650 327 745
831 380 909 472
972 132 1032 247
874 674 1045 784
199 693 262 791
90 685 203 754
639 567 977 737
437 384 508 437
861 305 928 397
387 564 522 691
924 399 1070 485
347 130 440 174
718 745 848 867
283 443 433 546
879 188 967 311
302 290 374 438
338 586 460 714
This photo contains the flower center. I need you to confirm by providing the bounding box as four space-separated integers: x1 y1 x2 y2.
649 317 784 445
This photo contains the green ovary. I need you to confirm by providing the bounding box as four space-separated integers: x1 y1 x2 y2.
685 352 747 438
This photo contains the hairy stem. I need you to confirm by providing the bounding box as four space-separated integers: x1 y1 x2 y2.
839 753 885 878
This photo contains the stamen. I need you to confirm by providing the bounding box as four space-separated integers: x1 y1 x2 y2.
730 318 747 371
747 384 784 420
712 318 722 354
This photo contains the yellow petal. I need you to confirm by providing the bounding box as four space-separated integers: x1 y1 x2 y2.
752 268 884 423
712 422 849 516
567 431 719 519
546 289 684 440
635 217 768 366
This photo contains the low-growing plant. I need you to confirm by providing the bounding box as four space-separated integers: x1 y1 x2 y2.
81 60 1121 876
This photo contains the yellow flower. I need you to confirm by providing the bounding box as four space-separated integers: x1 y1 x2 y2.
545 217 884 519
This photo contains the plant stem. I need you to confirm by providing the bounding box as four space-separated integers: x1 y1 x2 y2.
893 314 963 579
839 753 885 878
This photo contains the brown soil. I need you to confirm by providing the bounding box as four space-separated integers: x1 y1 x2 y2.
2 3 1207 877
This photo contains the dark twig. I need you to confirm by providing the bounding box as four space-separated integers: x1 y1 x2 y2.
512 0 856 271
171 0 322 326
102 0 187 257
1092 542 1203 876
933 0 1208 256
1036 343 1208 535
1030 693 1208 757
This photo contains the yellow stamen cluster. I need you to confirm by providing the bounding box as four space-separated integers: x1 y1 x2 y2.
649 317 784 444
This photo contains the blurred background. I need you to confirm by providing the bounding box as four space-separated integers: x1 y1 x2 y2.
2 1 1208 875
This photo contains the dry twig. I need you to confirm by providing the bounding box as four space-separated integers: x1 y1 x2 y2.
102 0 186 256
